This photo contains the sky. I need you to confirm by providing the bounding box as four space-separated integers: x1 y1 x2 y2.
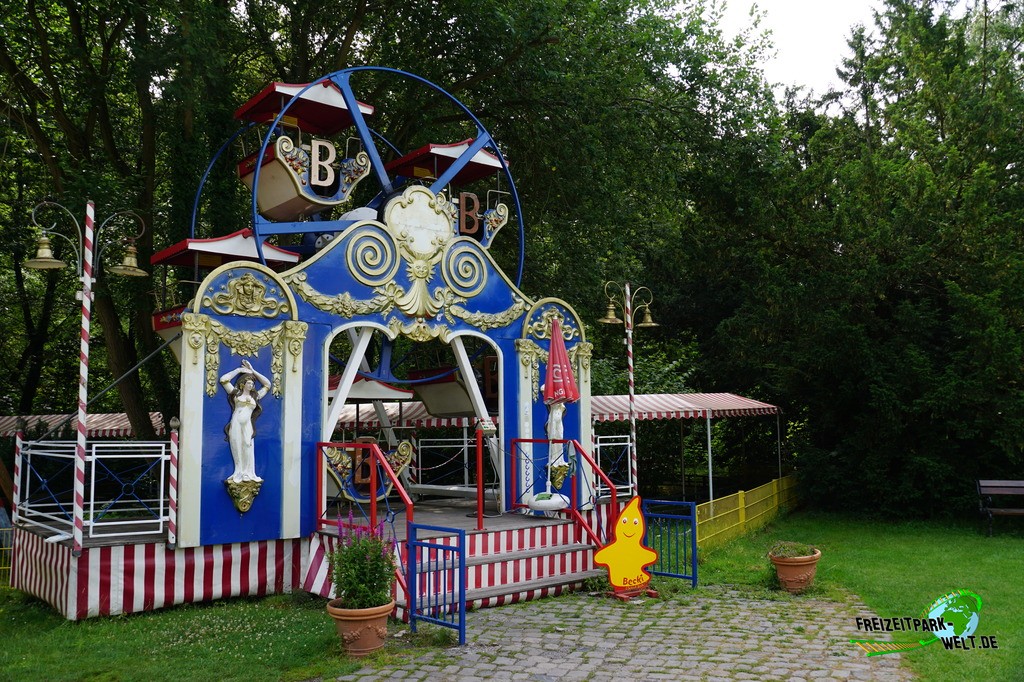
717 0 885 94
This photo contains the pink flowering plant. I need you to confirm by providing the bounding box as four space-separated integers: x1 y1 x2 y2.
329 513 398 609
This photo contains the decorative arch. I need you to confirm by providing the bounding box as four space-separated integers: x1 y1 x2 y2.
176 162 588 547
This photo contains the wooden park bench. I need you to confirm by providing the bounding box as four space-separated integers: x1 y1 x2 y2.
977 480 1024 536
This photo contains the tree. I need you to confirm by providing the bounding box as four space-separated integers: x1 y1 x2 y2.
0 0 772 441
697 0 1024 512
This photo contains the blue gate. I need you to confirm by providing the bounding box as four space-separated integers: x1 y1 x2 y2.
642 500 698 587
407 523 467 645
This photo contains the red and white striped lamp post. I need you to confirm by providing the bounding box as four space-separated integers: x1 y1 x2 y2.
599 281 658 497
25 200 147 555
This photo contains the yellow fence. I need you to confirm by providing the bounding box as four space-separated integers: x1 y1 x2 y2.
695 475 797 551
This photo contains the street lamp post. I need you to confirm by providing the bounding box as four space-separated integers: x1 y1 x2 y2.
25 200 147 555
599 281 658 497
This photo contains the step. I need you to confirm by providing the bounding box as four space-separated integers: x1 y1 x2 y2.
397 568 606 611
411 542 597 572
409 543 598 592
465 569 605 604
399 519 584 557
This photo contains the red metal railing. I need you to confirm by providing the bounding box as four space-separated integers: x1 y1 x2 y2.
317 441 415 532
316 441 415 597
509 438 618 547
474 426 485 530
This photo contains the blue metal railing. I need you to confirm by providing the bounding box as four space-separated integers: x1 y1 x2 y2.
642 500 698 587
407 523 467 645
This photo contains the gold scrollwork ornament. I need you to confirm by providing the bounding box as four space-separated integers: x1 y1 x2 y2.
526 307 580 342
225 478 263 513
549 464 571 489
286 272 399 318
325 447 353 481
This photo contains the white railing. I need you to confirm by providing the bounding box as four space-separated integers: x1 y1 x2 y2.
593 434 634 499
17 439 171 542
87 442 170 538
408 435 499 498
16 440 77 538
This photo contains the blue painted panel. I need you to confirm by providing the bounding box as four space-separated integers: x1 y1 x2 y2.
199 348 284 544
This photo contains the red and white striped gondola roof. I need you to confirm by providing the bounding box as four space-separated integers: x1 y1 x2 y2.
335 393 777 430
0 413 166 438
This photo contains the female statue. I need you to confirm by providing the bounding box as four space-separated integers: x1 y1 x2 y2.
219 359 271 483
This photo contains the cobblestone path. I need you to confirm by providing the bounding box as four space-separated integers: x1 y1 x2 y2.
337 586 915 681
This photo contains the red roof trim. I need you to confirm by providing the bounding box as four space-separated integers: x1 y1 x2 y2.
151 229 301 267
234 81 374 136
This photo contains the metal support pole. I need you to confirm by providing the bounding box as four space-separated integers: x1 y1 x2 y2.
168 424 179 549
72 201 96 556
25 199 147 555
475 426 484 531
624 281 637 497
600 279 656 501
13 431 22 524
679 422 686 500
706 414 714 508
777 413 782 481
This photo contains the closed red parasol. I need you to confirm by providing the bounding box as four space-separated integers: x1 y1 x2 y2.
543 318 580 405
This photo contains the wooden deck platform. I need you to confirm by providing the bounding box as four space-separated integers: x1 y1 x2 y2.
16 496 579 548
15 520 168 549
12 496 621 620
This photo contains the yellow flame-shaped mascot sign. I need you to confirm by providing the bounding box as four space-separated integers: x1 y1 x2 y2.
594 497 659 599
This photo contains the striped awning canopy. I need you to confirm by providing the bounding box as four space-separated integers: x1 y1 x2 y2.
682 393 779 418
591 393 778 422
0 413 166 438
335 393 777 430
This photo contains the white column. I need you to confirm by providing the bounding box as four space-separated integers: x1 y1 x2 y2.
177 313 209 548
280 321 305 538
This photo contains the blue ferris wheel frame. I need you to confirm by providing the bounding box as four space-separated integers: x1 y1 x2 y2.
236 66 527 286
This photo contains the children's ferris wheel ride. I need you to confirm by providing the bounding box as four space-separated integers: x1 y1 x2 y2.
205 66 526 285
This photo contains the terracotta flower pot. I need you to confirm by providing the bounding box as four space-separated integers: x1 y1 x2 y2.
769 549 821 594
326 599 395 656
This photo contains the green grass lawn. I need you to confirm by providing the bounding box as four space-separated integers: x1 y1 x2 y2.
697 511 1024 682
0 591 354 682
0 584 458 682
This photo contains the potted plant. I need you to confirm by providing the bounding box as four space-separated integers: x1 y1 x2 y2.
768 541 821 594
326 515 398 656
